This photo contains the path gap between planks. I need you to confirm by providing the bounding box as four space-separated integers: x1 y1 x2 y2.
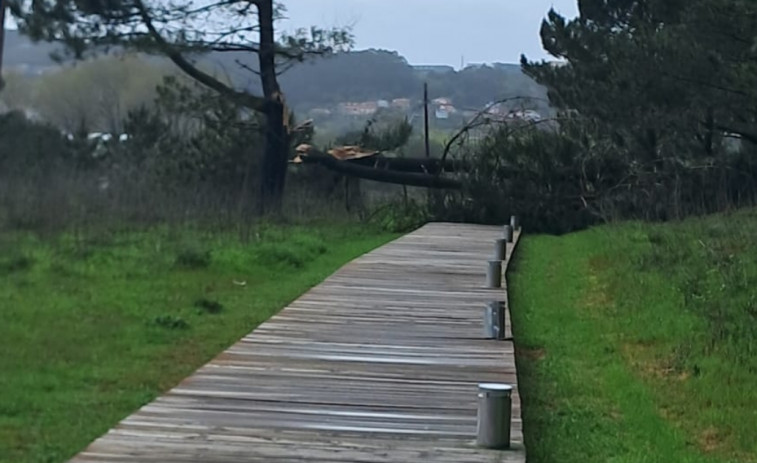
70 222 525 463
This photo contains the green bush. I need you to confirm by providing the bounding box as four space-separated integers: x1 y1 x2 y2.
369 198 429 233
174 248 211 269
0 254 35 275
432 124 595 233
432 119 757 234
255 234 328 269
151 315 189 330
0 111 80 173
194 298 224 314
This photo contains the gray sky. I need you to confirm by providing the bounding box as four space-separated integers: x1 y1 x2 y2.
4 1 578 66
280 1 578 67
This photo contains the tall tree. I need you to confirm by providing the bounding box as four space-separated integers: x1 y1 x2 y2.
7 0 351 212
0 0 7 91
523 0 757 147
518 0 757 219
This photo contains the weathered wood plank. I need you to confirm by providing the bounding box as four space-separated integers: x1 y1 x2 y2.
69 223 524 463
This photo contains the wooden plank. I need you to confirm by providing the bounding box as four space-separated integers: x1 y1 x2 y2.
69 223 525 463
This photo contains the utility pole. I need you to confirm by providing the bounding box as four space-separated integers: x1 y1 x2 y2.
423 82 430 159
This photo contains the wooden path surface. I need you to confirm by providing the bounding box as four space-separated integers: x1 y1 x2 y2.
71 223 524 463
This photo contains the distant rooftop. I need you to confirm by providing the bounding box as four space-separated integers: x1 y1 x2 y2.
412 65 455 74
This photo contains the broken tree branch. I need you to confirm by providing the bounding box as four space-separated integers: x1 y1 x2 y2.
293 148 462 190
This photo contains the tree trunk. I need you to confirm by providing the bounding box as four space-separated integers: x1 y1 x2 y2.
294 151 462 190
0 4 6 91
257 0 288 214
259 101 289 214
344 177 364 214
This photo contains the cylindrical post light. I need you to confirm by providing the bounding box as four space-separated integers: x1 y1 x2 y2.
486 260 502 288
477 383 513 449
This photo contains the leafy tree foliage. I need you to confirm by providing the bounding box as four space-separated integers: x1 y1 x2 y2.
335 115 414 153
478 0 757 229
120 76 264 193
7 0 351 212
33 54 170 133
0 75 275 232
0 111 77 173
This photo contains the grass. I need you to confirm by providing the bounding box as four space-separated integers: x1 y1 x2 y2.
510 209 757 463
0 223 396 463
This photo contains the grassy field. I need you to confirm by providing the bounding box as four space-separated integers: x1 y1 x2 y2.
0 223 396 463
510 210 757 463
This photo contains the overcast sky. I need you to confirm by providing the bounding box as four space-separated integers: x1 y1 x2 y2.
4 1 579 66
280 1 578 67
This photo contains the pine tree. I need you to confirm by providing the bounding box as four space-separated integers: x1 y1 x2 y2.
7 0 351 212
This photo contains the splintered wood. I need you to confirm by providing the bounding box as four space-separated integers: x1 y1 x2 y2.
70 223 525 463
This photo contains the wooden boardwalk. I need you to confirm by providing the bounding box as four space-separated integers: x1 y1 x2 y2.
71 223 524 463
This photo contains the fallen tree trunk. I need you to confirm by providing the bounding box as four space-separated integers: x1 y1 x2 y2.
348 156 468 174
294 151 462 190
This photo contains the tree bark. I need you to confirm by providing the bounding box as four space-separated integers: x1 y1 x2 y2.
260 101 289 213
138 0 283 213
0 4 6 91
295 151 462 190
257 0 288 214
348 156 467 174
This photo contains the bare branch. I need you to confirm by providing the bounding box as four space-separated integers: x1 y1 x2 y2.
234 58 261 77
440 96 551 165
134 0 265 112
210 44 260 52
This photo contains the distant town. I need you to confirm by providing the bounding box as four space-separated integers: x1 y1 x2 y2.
0 30 551 141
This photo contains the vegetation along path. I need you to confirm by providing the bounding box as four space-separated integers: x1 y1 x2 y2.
0 225 394 463
68 223 524 462
511 212 757 463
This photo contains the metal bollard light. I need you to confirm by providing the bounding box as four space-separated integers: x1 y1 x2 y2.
477 383 513 449
494 239 507 261
483 301 506 340
503 225 514 243
486 260 502 288
510 215 520 231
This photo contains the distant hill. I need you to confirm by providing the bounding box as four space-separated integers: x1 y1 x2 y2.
3 31 547 112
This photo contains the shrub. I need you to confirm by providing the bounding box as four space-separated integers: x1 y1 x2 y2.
151 315 189 330
432 124 595 234
0 254 35 275
174 248 211 269
194 298 223 314
369 198 429 233
255 234 328 269
432 118 757 234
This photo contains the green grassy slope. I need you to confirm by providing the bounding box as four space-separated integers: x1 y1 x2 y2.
511 211 757 463
0 224 396 463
